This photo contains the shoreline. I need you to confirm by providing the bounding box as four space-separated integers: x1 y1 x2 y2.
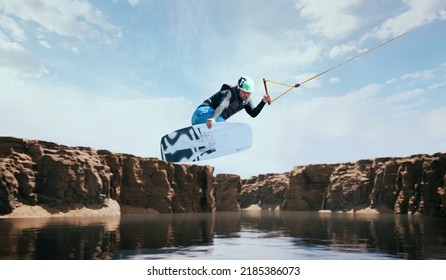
1 201 396 219
0 199 121 219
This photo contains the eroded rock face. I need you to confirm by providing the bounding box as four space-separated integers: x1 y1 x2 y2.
241 173 289 210
322 155 446 216
0 137 215 215
213 174 241 212
283 164 337 211
1 137 445 216
240 156 446 216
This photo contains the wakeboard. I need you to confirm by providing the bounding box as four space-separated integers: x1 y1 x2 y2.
160 122 252 162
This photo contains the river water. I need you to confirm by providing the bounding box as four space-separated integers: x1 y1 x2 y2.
0 211 445 260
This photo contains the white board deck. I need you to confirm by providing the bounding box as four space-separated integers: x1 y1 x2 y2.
160 122 252 162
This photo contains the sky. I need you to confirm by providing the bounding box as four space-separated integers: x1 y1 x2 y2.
1 0 446 178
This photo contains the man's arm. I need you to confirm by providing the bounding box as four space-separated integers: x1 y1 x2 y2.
244 99 266 117
211 90 231 119
207 90 231 128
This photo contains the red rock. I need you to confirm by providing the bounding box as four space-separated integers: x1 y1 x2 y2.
0 137 215 215
1 137 445 217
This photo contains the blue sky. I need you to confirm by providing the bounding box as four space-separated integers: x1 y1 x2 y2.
1 0 446 178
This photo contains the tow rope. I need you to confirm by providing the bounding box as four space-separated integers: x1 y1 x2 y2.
264 32 409 104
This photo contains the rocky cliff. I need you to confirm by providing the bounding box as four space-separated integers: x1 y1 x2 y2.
1 137 445 217
0 137 215 216
250 155 446 216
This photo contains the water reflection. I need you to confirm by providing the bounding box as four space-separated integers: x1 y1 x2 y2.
0 211 445 260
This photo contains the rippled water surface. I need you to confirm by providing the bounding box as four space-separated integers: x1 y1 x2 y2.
1 211 445 260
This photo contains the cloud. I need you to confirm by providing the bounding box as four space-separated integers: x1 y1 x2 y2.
399 65 445 89
327 0 446 62
231 28 324 80
365 0 446 39
0 15 26 41
428 80 446 90
127 0 140 6
39 40 51 49
295 0 363 39
328 42 358 59
330 77 340 84
112 0 140 6
0 0 122 83
401 70 435 82
154 1 325 96
0 0 120 41
441 9 446 19
383 88 426 113
0 32 45 79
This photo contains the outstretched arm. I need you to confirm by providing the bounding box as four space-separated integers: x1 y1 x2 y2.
207 90 231 128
